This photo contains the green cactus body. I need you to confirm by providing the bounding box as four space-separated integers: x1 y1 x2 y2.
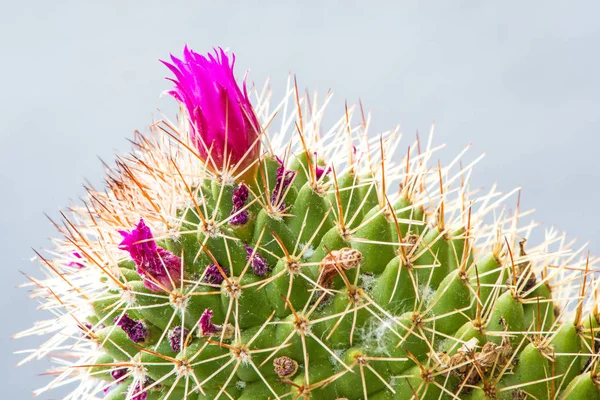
20 47 600 400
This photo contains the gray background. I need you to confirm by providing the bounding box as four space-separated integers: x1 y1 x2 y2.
1 1 599 398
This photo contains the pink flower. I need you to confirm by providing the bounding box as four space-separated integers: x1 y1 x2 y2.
162 46 260 182
118 218 181 292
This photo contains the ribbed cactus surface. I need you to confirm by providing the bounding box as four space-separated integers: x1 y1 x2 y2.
19 47 600 399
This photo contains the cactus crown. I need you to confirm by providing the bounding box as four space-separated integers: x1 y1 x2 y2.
18 48 600 399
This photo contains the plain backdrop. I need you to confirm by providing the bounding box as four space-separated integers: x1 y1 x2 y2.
1 1 599 398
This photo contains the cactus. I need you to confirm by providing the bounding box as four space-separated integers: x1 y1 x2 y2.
18 46 600 400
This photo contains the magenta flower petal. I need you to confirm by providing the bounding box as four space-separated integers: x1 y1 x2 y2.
118 218 182 292
162 47 260 181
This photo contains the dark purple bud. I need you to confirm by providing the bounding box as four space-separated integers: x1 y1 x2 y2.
230 209 248 225
230 184 249 225
245 245 270 276
80 323 93 339
131 381 147 400
270 156 296 210
80 323 104 339
115 314 148 343
133 390 147 400
232 184 249 209
198 308 233 338
199 309 219 336
168 326 190 352
203 264 227 285
111 367 128 382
